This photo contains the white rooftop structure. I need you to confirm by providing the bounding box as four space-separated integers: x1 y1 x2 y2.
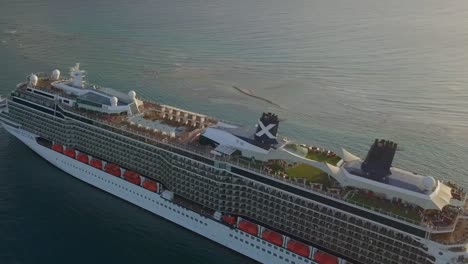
202 126 270 155
327 148 453 210
214 145 237 155
47 63 143 115
202 121 454 211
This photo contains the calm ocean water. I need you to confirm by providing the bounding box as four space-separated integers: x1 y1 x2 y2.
1 0 468 263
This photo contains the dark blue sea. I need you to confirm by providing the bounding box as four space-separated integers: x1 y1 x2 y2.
1 0 468 263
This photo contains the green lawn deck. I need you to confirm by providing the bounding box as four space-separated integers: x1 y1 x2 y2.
286 163 331 187
284 143 341 165
346 191 422 223
306 152 341 165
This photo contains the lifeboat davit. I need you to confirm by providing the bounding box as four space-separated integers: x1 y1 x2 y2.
104 163 121 177
90 159 103 170
142 179 158 192
123 170 141 185
63 148 76 159
52 144 63 153
313 250 338 264
262 229 284 246
76 153 89 164
222 215 237 226
287 240 310 258
238 220 258 236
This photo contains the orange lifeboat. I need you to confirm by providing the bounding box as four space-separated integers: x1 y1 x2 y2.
76 153 89 164
313 250 338 264
222 215 237 226
104 163 121 177
52 144 63 153
63 148 76 159
142 179 158 192
90 159 103 170
238 220 258 236
262 229 283 246
123 170 141 185
287 240 310 258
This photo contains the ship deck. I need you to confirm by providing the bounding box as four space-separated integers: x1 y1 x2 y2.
16 77 467 231
63 98 464 230
18 79 78 101
430 200 468 245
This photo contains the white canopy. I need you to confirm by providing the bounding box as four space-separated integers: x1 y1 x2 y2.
326 149 453 210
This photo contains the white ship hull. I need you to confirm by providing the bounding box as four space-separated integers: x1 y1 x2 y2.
2 123 322 264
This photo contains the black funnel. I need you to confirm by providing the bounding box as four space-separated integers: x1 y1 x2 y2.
361 139 397 182
254 112 279 145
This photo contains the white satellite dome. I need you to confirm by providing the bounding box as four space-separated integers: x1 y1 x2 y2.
51 69 60 80
422 176 436 191
128 90 136 101
110 96 118 107
29 74 38 86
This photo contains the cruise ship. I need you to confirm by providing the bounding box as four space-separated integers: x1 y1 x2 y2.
1 64 467 264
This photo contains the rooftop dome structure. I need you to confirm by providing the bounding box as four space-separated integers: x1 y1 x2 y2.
110 96 118 107
29 74 38 86
128 90 136 102
51 69 60 80
422 176 437 191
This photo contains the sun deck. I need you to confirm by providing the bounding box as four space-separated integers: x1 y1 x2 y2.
344 160 433 194
430 201 468 245
345 190 422 221
283 143 341 165
78 91 127 106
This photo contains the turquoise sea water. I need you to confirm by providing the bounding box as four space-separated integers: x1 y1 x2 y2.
1 0 468 263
